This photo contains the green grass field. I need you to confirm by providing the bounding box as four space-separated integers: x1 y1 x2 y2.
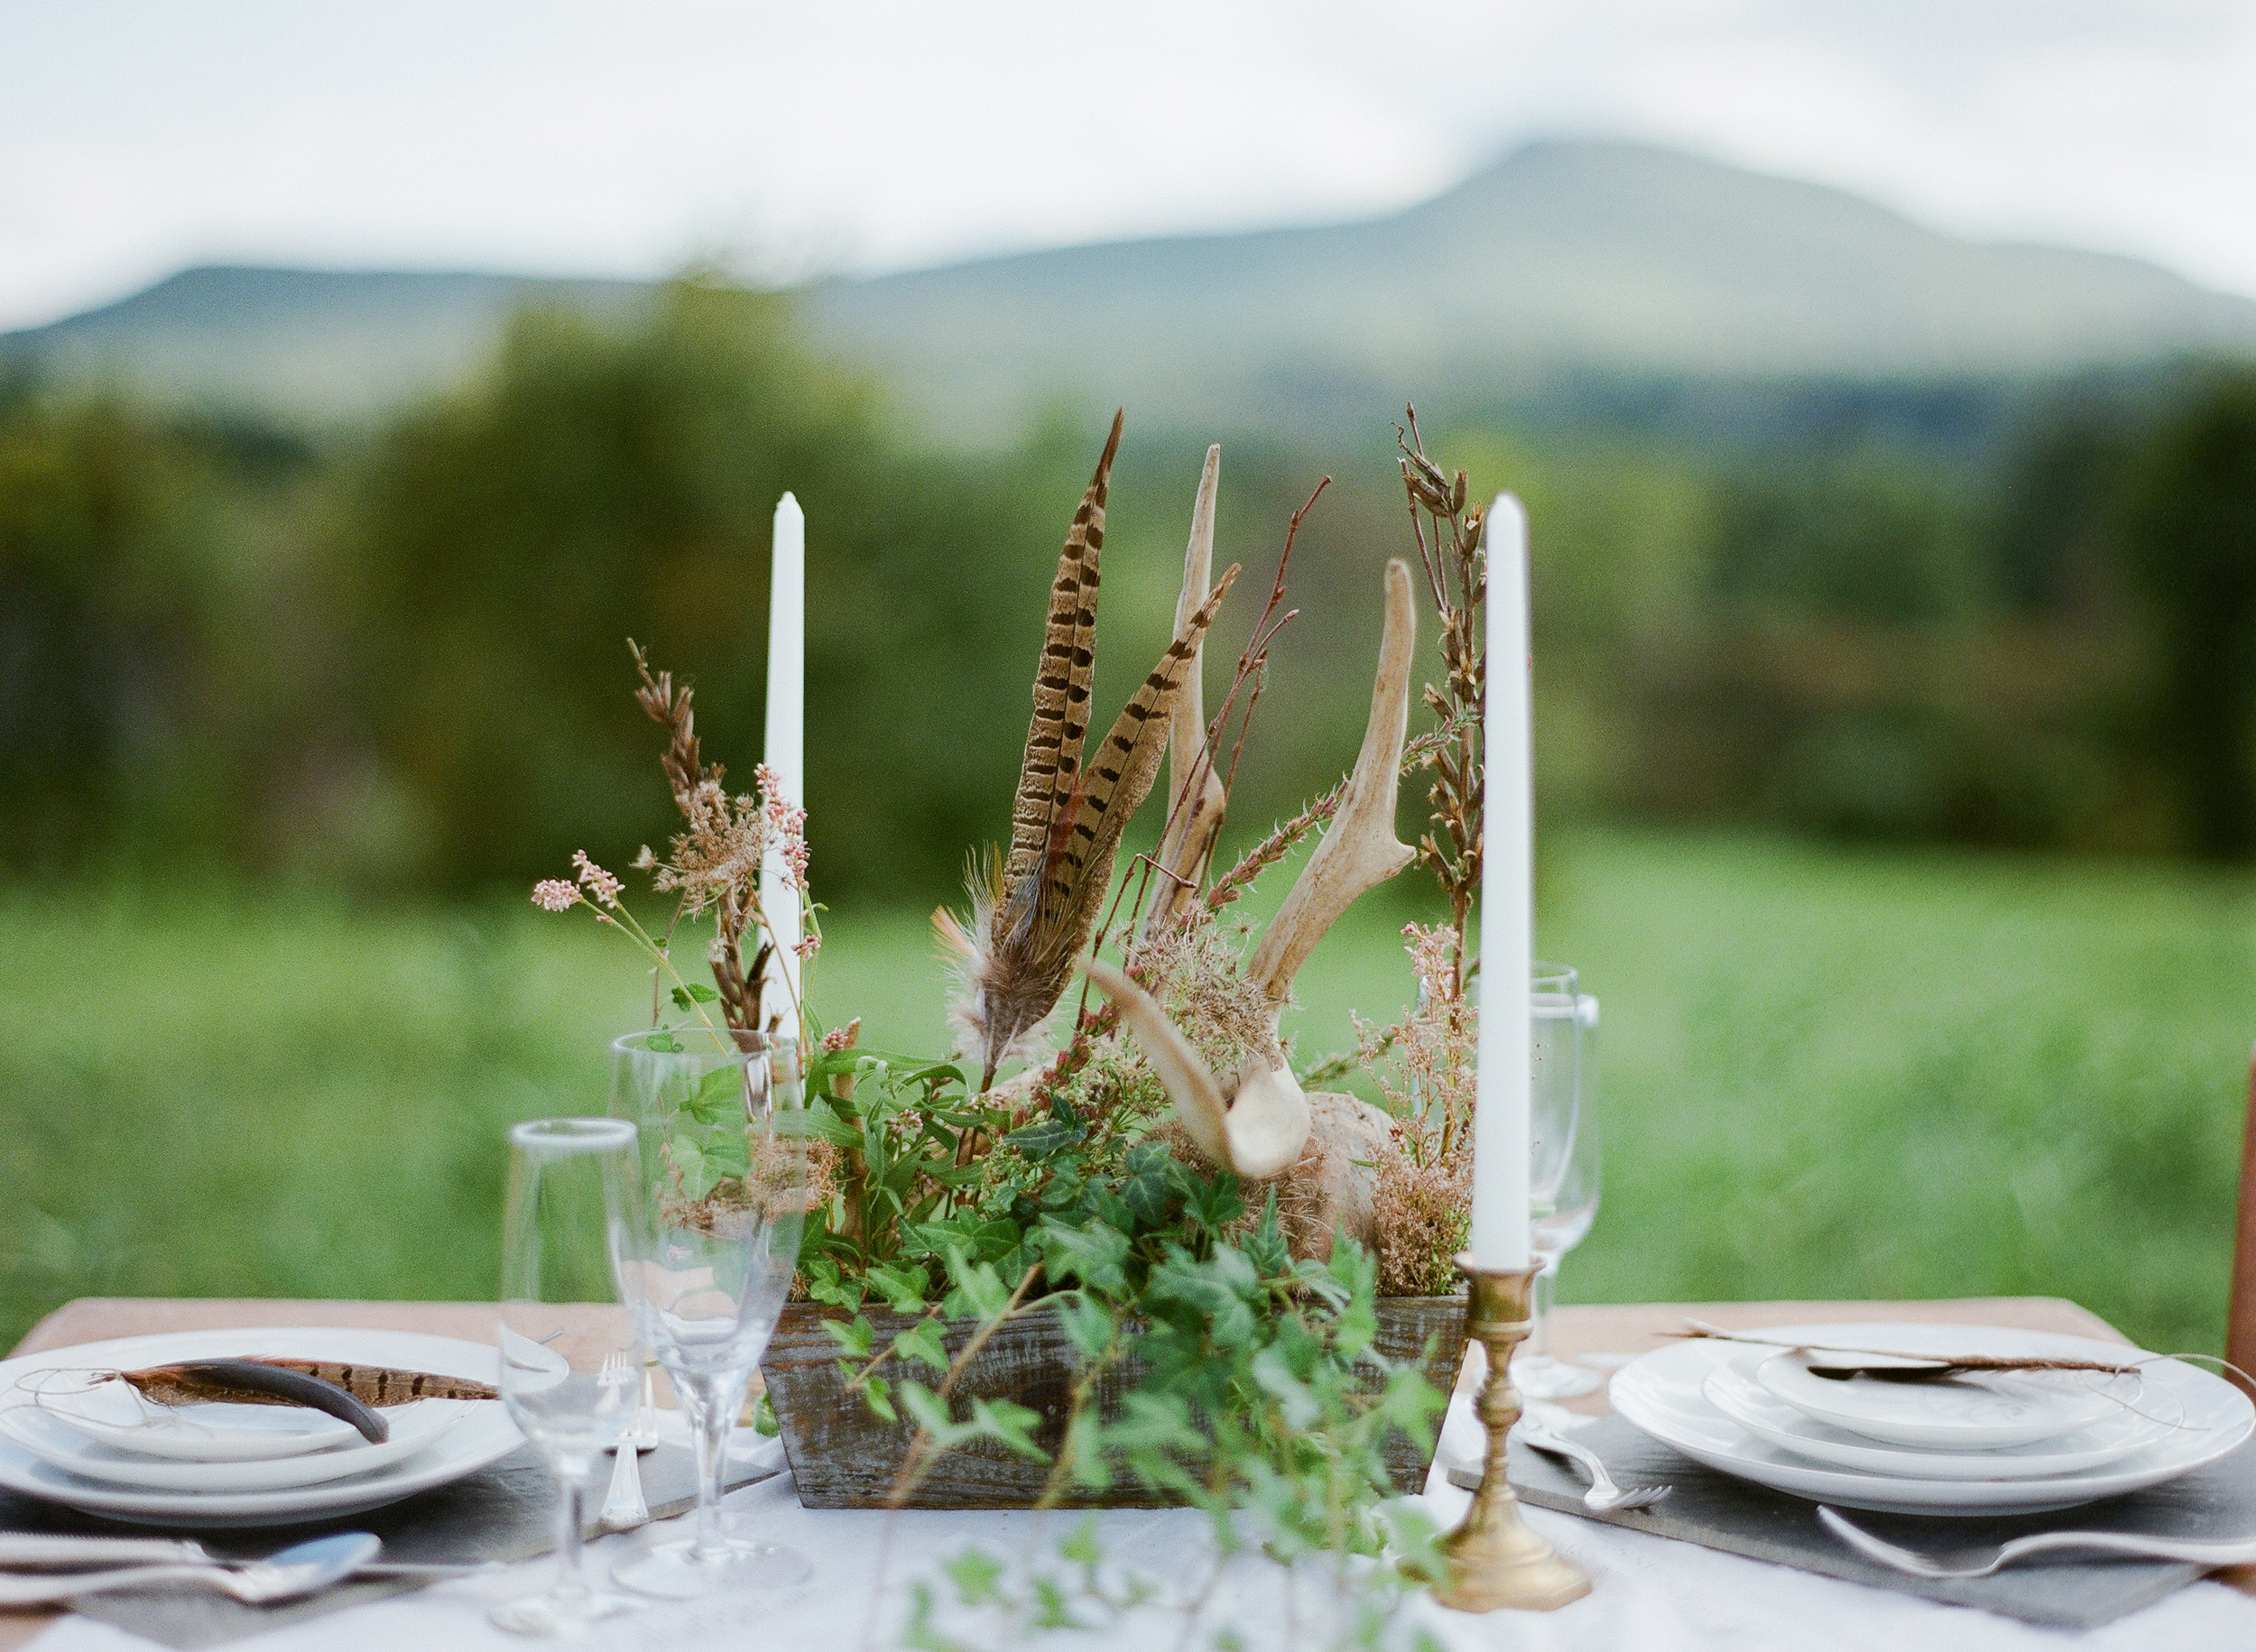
4 829 2251 1355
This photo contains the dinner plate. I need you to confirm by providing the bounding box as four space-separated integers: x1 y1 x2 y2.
1701 1350 2183 1481
1754 1343 2132 1449
0 1328 522 1527
0 1396 476 1492
1612 1323 2252 1516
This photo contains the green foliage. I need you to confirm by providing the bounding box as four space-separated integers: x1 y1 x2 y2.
7 272 2256 879
784 1031 1447 1629
0 393 320 873
2117 365 2256 858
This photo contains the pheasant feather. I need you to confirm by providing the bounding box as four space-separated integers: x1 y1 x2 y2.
1005 411 1117 891
939 416 1241 1089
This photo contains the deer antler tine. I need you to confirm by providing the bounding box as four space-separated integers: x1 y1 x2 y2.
1222 1059 1311 1179
1085 959 1233 1167
1151 446 1227 927
1244 559 1418 1009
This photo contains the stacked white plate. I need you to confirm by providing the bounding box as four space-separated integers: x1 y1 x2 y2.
0 1328 522 1527
1609 1323 2254 1516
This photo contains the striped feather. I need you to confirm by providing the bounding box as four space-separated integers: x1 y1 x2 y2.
1031 565 1239 964
1003 411 1119 891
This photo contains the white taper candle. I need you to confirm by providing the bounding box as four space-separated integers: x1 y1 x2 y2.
1469 493 1533 1270
760 492 806 1030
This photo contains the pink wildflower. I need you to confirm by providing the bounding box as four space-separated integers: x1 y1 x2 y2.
571 850 623 909
532 880 578 912
793 932 820 961
818 1026 855 1054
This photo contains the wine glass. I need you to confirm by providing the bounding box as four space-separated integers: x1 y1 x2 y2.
493 1117 645 1636
1520 963 1603 1400
608 1025 809 1598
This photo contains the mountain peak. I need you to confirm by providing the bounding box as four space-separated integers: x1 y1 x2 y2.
7 138 2251 428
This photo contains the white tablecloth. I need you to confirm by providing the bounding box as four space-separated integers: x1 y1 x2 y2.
30 1400 2256 1652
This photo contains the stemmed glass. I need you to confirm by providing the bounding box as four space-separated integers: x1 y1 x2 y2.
608 1025 809 1598
494 1117 646 1636
1521 963 1603 1400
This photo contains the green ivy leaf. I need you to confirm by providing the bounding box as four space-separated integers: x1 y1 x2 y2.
863 1373 896 1424
969 1397 1048 1462
1037 1219 1128 1297
939 1246 1012 1321
942 1549 1004 1608
892 1315 950 1373
869 1262 933 1315
1003 1115 1084 1159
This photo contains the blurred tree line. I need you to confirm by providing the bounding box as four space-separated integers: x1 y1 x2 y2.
5 281 2256 908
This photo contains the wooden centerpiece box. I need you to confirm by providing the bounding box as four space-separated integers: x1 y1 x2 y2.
761 1296 1466 1509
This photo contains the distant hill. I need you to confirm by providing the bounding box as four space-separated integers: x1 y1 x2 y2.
3 266 648 419
8 139 2254 434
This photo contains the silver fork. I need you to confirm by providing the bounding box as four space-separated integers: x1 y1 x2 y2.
1447 1412 1672 1512
624 1368 661 1454
597 1352 650 1531
1512 1412 1672 1512
1818 1506 2256 1578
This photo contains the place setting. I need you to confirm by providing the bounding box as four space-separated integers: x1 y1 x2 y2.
1449 1315 2256 1628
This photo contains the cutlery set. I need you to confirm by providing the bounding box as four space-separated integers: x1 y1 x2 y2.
0 1530 488 1605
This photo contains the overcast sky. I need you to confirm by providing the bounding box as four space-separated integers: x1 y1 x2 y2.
4 0 2253 332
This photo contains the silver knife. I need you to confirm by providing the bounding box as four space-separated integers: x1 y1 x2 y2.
0 1535 213 1568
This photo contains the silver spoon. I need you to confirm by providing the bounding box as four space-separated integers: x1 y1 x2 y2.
1817 1506 2256 1579
0 1531 382 1608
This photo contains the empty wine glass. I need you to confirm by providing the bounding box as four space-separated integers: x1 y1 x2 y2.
1521 963 1602 1400
608 1025 809 1598
494 1117 645 1636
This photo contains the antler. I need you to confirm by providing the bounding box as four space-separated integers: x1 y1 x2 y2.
1090 558 1419 1181
1147 446 1226 930
1244 558 1417 1005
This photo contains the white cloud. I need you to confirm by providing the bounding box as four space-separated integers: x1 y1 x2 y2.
1 0 2251 329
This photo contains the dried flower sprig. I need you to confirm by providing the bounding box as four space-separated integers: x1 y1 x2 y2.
530 643 816 1047
527 850 726 1034
1397 406 1485 999
628 641 813 1039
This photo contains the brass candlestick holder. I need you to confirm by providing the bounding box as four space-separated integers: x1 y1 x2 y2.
1433 1257 1592 1613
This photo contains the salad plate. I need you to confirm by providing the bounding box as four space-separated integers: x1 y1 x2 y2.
1701 1349 2182 1481
0 1396 476 1492
1755 1341 2133 1449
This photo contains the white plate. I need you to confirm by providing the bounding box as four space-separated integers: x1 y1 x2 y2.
0 1329 522 1527
1702 1350 2184 1480
8 1374 367 1462
0 1397 476 1492
1755 1343 2131 1448
1612 1324 2252 1516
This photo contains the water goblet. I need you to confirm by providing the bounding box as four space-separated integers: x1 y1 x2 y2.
492 1117 646 1636
609 1025 810 1598
1520 963 1603 1400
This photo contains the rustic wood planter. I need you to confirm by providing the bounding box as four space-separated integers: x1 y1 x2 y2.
760 1295 1467 1509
